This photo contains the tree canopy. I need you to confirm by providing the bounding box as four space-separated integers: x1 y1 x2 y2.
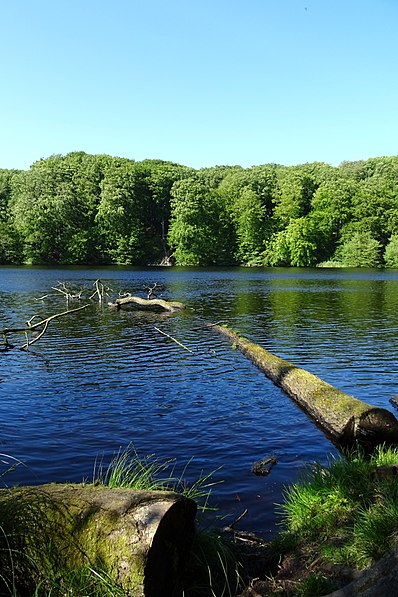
2 152 398 268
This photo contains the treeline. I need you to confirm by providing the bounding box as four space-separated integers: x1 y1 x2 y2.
1 151 398 267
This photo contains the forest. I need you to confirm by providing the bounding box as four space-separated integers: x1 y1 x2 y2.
1 152 398 268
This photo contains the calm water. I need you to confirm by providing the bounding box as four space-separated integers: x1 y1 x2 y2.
1 266 398 537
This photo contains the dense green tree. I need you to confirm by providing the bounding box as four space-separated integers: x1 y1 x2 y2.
263 230 290 266
335 231 382 267
263 217 318 267
232 187 266 264
96 160 149 264
0 169 23 263
140 160 194 261
0 221 22 264
310 178 358 262
219 165 279 216
0 169 15 221
351 175 398 246
10 165 74 263
2 152 398 268
273 166 318 228
196 165 242 189
168 177 235 265
9 153 111 264
384 235 398 268
218 164 279 263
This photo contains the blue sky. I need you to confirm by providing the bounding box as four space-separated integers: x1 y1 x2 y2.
1 0 397 170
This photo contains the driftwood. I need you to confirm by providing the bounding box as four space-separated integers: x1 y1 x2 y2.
144 282 163 300
108 294 185 313
50 279 111 303
1 304 90 351
212 325 398 449
0 483 196 596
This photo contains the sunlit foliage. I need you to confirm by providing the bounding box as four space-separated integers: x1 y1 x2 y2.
1 153 398 266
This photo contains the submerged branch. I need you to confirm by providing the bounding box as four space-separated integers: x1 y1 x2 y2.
1 304 90 351
154 326 195 353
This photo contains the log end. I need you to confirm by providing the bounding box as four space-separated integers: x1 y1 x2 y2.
355 408 398 448
144 496 197 596
0 485 197 596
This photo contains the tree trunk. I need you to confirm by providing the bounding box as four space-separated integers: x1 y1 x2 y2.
0 483 196 596
213 325 398 450
108 295 185 312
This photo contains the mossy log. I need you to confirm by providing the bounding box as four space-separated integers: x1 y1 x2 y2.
0 483 196 596
108 295 185 312
213 325 398 449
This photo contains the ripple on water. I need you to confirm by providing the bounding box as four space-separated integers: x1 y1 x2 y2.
2 267 398 535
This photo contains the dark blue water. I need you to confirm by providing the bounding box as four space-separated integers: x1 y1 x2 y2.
1 266 398 537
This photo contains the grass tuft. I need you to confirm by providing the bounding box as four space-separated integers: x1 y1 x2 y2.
94 443 222 512
275 444 398 585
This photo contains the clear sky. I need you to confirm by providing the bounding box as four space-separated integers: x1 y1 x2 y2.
1 0 397 170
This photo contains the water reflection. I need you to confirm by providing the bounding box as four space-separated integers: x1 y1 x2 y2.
1 266 398 535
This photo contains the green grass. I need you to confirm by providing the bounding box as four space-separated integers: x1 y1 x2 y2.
278 444 398 571
294 572 339 597
175 529 243 597
30 565 127 596
94 443 222 512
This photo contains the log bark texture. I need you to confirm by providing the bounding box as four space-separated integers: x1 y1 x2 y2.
0 483 196 596
325 540 398 596
108 295 185 312
213 325 398 449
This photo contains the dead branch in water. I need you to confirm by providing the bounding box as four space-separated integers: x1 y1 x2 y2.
38 280 111 304
88 279 111 303
144 282 165 300
1 304 90 351
154 326 195 353
51 282 84 301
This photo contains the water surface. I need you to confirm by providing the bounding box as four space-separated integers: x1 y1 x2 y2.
1 266 398 537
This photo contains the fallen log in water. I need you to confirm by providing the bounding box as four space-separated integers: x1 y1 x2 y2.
0 483 196 596
108 294 185 313
212 325 398 449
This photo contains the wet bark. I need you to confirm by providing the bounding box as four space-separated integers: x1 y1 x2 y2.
0 483 196 596
108 295 185 312
212 325 398 450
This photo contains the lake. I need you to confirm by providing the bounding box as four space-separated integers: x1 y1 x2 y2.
1 266 398 538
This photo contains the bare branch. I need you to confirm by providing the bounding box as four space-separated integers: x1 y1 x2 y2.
21 320 50 350
154 326 195 353
144 283 163 300
1 304 90 351
88 279 111 303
